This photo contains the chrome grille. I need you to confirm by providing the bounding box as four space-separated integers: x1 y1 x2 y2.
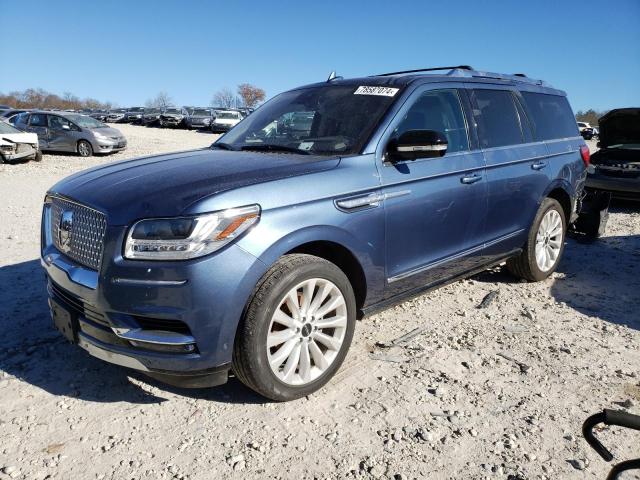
51 197 107 270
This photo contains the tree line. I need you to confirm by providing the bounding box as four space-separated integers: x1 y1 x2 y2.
1 83 266 112
0 88 114 111
575 109 609 126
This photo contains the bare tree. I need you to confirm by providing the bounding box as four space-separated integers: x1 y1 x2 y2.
146 91 173 109
237 83 266 109
212 88 235 108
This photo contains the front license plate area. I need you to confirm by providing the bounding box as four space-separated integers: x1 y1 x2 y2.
51 300 78 343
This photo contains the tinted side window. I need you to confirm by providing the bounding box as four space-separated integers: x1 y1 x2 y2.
393 89 469 153
29 113 48 127
521 92 580 140
472 89 523 148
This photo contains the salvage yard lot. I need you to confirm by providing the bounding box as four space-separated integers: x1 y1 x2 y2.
0 126 638 479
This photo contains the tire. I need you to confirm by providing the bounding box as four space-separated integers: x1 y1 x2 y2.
233 254 356 401
77 140 93 157
0 154 5 164
507 198 566 282
33 150 43 162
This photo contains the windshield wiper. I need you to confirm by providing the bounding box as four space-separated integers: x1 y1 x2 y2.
210 142 236 151
240 144 310 155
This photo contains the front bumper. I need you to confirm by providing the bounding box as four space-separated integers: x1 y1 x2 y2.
211 123 232 132
2 145 38 161
586 171 640 199
95 138 127 153
41 220 268 385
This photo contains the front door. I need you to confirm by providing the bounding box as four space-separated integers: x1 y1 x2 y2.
378 86 488 297
47 115 78 152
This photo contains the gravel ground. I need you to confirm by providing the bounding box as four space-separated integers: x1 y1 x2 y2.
0 127 638 480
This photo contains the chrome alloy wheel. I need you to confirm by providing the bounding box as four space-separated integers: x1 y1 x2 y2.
535 209 563 272
78 141 91 157
266 278 348 386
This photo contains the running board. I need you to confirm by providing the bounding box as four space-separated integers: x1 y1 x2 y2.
359 249 521 318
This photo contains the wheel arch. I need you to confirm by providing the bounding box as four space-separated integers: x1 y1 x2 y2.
543 181 573 223
242 225 380 316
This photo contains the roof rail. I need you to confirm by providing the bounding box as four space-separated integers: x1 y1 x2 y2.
371 66 552 87
373 65 474 77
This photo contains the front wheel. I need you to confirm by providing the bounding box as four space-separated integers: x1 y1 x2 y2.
77 140 93 157
33 150 43 162
507 197 566 282
233 254 356 401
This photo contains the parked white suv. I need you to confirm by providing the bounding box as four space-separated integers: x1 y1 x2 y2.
211 110 243 133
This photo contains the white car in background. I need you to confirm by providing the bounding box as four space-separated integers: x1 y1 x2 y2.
0 121 41 163
577 121 592 133
211 110 243 133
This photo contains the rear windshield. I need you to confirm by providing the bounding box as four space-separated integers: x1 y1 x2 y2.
521 92 579 141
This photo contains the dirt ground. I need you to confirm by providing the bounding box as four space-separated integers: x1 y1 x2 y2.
0 125 638 480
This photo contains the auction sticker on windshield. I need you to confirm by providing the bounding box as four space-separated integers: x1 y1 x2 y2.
354 86 399 97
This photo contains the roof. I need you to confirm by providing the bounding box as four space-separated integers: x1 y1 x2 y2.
297 66 566 96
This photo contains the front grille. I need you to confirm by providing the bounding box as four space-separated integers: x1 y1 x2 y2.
51 197 107 271
49 281 109 327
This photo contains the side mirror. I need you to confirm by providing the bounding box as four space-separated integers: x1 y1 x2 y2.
387 130 448 161
62 124 71 130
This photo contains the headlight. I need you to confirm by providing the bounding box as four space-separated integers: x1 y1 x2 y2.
124 205 260 260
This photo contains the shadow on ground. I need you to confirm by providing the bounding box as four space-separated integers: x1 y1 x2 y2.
0 259 266 405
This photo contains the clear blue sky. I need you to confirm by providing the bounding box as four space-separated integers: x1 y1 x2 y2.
1 0 638 112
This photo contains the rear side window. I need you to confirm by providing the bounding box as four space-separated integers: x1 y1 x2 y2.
472 89 524 148
521 92 580 140
29 113 47 127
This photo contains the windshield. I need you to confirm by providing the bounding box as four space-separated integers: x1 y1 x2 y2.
129 107 144 112
164 108 182 114
112 109 126 113
219 85 400 155
193 109 211 116
144 108 160 114
66 114 107 129
0 122 21 134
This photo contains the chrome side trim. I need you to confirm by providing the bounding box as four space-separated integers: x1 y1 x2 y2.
387 229 525 283
111 277 188 287
336 190 411 211
111 327 196 346
78 335 150 372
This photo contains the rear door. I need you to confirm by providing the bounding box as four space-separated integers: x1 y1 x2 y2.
26 113 50 148
468 86 550 259
378 84 488 296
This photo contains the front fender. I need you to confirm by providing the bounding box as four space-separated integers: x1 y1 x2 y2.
237 207 386 306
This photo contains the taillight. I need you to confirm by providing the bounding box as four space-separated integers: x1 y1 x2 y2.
580 145 590 168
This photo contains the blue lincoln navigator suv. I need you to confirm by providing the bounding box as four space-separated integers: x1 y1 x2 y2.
41 66 589 401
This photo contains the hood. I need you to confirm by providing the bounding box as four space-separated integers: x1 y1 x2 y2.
88 126 123 137
1 131 38 145
48 149 340 225
598 108 640 148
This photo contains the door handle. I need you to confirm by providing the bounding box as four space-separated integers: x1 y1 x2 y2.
531 161 547 170
460 174 482 184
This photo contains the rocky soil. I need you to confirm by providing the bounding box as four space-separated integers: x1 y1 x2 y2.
0 129 638 479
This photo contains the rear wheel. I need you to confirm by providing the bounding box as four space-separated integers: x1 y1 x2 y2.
33 150 43 162
507 198 566 281
77 140 93 157
233 254 356 401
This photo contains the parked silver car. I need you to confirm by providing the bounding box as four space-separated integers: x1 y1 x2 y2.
14 111 127 157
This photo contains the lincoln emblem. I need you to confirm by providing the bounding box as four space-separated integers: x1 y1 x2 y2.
59 210 74 253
